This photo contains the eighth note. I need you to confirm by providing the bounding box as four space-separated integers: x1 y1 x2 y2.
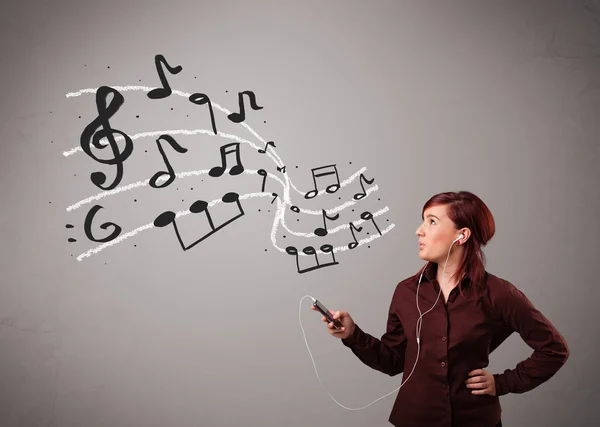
285 244 339 274
314 209 339 237
149 135 188 189
304 164 340 199
153 192 245 251
227 91 263 123
147 54 183 99
258 141 275 154
353 173 375 200
209 143 244 177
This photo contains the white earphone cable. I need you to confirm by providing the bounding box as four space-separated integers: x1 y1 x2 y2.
299 238 459 410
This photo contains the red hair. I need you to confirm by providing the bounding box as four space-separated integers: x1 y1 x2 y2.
417 191 496 295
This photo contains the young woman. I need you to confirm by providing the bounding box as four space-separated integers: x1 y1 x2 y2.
311 191 570 427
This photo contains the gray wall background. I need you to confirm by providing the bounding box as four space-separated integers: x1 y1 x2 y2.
0 0 598 426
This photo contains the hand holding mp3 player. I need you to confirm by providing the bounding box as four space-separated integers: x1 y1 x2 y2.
312 299 343 329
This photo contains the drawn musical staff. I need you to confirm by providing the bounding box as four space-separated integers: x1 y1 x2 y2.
353 173 375 200
153 192 244 251
348 222 363 249
189 92 217 135
149 135 188 189
227 91 263 123
304 164 340 199
209 143 244 177
277 165 286 173
84 205 122 243
147 55 183 99
80 86 133 190
285 244 339 274
258 141 275 154
257 169 268 192
314 209 339 237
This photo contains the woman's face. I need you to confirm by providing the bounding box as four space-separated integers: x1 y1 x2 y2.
415 204 463 264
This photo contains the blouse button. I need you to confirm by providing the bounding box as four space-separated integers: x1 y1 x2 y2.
441 362 446 367
442 336 446 341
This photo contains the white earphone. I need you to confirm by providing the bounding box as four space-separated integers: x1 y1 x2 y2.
299 232 466 411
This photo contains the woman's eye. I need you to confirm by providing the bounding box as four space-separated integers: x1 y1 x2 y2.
430 219 435 224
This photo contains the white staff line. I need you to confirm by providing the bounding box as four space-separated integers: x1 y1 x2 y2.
75 188 394 261
65 85 285 168
65 167 377 215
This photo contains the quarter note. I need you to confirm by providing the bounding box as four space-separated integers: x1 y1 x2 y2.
189 92 217 135
257 169 268 192
149 135 188 189
258 140 275 154
209 143 244 177
348 222 363 249
353 173 375 200
84 205 122 243
80 86 133 190
314 209 339 237
227 91 263 123
153 192 245 251
304 164 340 199
285 244 339 274
360 211 382 235
147 54 183 99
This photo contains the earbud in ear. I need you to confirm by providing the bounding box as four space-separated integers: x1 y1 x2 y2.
454 233 465 244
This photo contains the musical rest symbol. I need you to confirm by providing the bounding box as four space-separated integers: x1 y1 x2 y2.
209 143 244 177
258 140 275 154
80 86 133 190
271 193 278 204
304 164 340 199
84 205 122 243
147 54 183 99
189 92 217 135
277 165 286 173
227 91 263 123
149 135 188 189
353 173 375 200
285 244 339 274
314 209 339 237
257 169 267 192
153 192 245 251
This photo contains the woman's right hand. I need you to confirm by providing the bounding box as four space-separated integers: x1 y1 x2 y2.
310 306 356 339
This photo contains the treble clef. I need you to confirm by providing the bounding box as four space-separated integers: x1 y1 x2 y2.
80 86 134 190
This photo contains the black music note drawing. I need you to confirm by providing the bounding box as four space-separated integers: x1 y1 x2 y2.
290 205 300 213
257 169 268 192
258 141 275 154
304 164 340 199
84 205 122 243
209 143 244 177
227 91 263 123
353 173 375 200
360 211 382 236
80 86 133 190
147 55 183 99
271 193 278 204
149 135 188 189
285 244 339 274
277 165 286 173
348 222 363 249
314 209 339 237
189 92 217 135
153 192 244 251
